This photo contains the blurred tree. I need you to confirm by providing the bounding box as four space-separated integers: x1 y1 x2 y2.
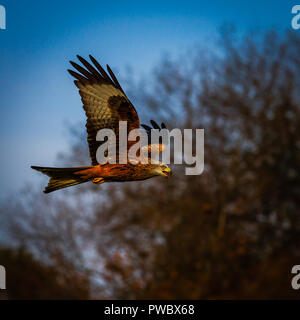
0 247 90 299
0 28 299 299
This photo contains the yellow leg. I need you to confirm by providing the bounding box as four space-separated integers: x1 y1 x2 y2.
92 178 104 185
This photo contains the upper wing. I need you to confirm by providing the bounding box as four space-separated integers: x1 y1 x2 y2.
68 55 140 165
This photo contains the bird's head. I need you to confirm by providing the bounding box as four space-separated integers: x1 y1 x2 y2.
158 164 172 178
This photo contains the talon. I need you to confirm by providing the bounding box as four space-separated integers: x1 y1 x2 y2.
92 178 104 185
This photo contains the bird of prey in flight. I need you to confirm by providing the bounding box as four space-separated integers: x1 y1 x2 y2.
31 55 171 193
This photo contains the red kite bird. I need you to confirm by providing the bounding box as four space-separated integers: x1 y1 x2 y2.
31 55 171 193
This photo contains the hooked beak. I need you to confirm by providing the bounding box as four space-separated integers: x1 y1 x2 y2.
162 167 172 178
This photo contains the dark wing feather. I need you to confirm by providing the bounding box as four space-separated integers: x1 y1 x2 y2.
106 64 125 94
89 55 112 82
68 55 140 165
140 120 169 156
76 55 102 81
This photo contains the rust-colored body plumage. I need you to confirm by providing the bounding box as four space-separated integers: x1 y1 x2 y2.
76 163 163 182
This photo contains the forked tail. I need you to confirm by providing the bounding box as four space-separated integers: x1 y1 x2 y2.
31 165 93 193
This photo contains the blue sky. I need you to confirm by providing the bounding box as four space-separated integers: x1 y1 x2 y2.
0 0 297 196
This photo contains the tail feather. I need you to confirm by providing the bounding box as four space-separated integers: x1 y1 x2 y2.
31 165 93 193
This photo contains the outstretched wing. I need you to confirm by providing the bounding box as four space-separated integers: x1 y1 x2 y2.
68 55 140 165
